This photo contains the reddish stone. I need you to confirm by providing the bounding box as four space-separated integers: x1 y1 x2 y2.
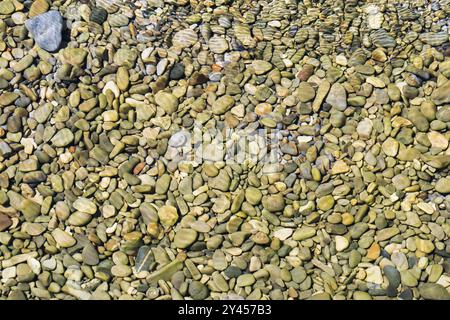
296 64 314 81
0 213 12 232
133 162 146 175
212 64 222 72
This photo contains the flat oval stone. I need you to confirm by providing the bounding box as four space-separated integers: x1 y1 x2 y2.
158 205 178 227
51 128 74 147
73 198 97 214
172 29 198 48
419 283 450 300
209 36 229 54
174 229 198 249
51 229 76 248
258 195 282 214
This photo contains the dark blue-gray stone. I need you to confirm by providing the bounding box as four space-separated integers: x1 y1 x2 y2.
383 265 401 289
135 245 154 273
399 288 413 300
386 286 398 298
169 63 185 80
25 10 63 52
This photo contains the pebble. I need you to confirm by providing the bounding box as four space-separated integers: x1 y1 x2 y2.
435 178 450 194
0 0 14 15
51 229 76 248
326 83 347 111
174 229 198 249
335 236 349 252
73 198 97 214
365 266 383 284
172 29 198 48
25 11 63 52
382 138 399 157
212 95 234 115
209 36 229 54
189 281 209 300
293 226 316 241
158 205 178 227
155 91 179 114
262 194 285 212
419 283 450 300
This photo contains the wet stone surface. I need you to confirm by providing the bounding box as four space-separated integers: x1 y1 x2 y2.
0 0 449 301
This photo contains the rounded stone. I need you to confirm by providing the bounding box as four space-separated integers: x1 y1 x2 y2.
158 205 178 227
174 229 198 249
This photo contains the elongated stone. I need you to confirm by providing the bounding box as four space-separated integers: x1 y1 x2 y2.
147 259 183 284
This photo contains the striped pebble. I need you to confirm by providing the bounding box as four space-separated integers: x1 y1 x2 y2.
404 31 419 43
295 28 309 43
172 29 198 48
265 5 288 21
419 32 449 46
262 27 277 41
348 49 367 66
90 7 108 25
108 13 129 27
234 24 256 48
218 16 232 28
271 50 285 70
199 24 212 41
209 36 229 54
397 7 418 20
370 29 396 48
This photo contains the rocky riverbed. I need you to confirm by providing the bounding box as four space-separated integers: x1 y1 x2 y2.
0 0 449 300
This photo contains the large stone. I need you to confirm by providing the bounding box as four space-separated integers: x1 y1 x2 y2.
51 229 76 248
436 178 450 194
51 128 74 147
212 95 234 115
174 229 198 248
293 226 316 241
0 213 12 232
419 283 450 300
25 11 63 52
251 60 273 75
365 266 383 284
382 137 399 157
62 48 88 66
261 194 285 212
326 83 347 111
0 0 14 15
431 80 450 105
158 205 178 227
357 118 373 139
73 198 97 214
172 29 198 48
154 91 179 114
